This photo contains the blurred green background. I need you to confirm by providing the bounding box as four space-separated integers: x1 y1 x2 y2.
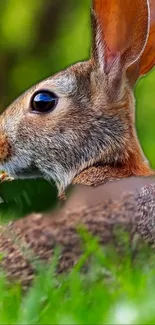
0 0 155 219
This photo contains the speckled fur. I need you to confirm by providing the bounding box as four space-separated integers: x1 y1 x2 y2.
0 60 153 195
0 2 154 194
0 181 155 289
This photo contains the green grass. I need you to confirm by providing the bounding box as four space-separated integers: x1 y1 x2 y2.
1 231 155 325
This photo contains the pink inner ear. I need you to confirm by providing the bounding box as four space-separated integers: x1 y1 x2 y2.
104 46 120 74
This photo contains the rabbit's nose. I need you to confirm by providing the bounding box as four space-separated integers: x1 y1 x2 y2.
0 132 10 163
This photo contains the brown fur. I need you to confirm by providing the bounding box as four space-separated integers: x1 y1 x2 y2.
0 1 154 193
73 154 153 187
0 0 154 192
0 133 10 162
0 61 153 194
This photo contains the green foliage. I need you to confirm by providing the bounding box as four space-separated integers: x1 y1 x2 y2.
136 71 155 168
1 233 155 324
0 179 57 222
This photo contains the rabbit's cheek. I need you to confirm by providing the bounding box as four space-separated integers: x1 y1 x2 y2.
0 133 11 163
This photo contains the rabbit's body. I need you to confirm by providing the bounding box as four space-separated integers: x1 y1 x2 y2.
1 178 155 289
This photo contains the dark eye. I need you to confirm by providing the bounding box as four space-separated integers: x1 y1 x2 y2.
31 91 58 113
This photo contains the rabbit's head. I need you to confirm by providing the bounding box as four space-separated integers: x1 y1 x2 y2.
0 0 155 194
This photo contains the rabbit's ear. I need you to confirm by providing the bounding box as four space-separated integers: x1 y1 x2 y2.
127 0 155 85
92 0 149 76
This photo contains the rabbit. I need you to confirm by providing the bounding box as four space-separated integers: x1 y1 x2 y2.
1 176 155 289
0 0 155 197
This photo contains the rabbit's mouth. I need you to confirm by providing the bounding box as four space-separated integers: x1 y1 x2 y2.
0 156 42 180
11 167 42 179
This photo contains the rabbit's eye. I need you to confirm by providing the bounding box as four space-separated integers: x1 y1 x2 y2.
31 91 58 113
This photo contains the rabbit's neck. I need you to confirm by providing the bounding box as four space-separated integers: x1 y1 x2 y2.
72 87 154 187
72 143 154 187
